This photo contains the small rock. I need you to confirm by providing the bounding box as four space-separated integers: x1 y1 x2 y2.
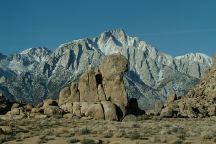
160 107 173 117
11 103 20 110
44 106 63 116
34 114 48 119
122 114 137 122
25 103 33 111
60 103 73 113
208 105 216 116
73 102 81 117
63 113 73 119
10 108 20 115
42 99 58 109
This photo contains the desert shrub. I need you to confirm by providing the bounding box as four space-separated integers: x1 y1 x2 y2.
171 138 183 144
114 129 127 138
201 130 215 140
79 127 90 135
103 130 114 138
126 131 141 140
131 123 140 128
150 136 161 143
80 139 98 144
69 137 80 143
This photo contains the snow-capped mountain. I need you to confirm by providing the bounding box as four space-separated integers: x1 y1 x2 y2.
0 29 213 109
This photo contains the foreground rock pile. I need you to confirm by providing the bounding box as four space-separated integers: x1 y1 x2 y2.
0 54 129 121
150 55 216 118
59 54 128 120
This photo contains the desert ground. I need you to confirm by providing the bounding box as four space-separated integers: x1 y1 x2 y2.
1 115 216 144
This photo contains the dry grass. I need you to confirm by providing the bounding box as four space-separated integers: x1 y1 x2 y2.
1 117 216 144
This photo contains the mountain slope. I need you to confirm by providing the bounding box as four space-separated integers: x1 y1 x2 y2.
0 29 212 109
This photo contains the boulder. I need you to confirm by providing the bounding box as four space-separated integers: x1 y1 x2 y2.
73 102 81 117
31 108 43 113
34 114 48 119
85 103 104 120
160 107 173 117
44 106 63 116
100 55 128 116
79 70 99 102
122 114 137 122
59 83 80 106
25 103 33 111
208 105 216 116
9 108 20 115
70 83 80 101
80 102 90 115
42 99 58 109
58 86 71 105
63 113 73 119
11 103 20 110
60 103 73 113
101 101 118 121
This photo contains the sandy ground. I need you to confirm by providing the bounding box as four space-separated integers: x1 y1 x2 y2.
1 116 216 144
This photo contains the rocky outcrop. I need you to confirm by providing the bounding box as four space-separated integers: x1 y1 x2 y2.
100 55 128 113
150 55 216 118
58 54 128 120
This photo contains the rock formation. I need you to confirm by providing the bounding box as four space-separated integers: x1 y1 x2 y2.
150 55 216 118
58 54 128 120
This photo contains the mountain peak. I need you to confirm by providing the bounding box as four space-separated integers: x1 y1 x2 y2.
100 29 127 41
20 47 51 55
108 28 126 37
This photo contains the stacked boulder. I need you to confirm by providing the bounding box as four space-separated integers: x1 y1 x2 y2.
58 54 128 120
151 55 216 118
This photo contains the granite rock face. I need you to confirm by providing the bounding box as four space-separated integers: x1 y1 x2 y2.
58 54 128 120
0 29 212 109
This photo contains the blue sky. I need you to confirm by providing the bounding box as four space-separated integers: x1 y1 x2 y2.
0 0 215 56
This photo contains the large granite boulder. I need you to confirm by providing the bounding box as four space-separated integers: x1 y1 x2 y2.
59 83 80 105
101 101 118 121
58 54 129 120
100 54 128 109
78 70 99 102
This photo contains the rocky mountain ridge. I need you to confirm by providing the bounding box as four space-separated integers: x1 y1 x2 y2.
0 29 213 109
150 55 216 118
